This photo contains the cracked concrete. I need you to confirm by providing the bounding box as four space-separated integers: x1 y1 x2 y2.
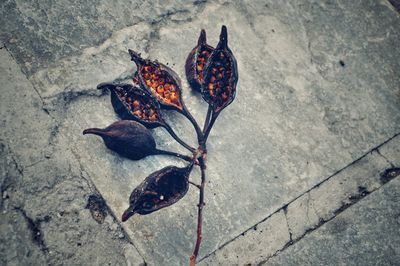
1 0 400 265
0 49 145 265
265 175 400 266
200 138 400 265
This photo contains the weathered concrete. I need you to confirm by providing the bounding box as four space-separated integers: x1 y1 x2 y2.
1 0 400 265
0 48 144 265
201 137 399 265
0 0 207 75
265 176 400 266
378 134 400 166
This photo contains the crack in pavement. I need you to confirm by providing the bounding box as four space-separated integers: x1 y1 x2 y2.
1 46 147 264
258 173 400 265
376 148 396 168
282 205 293 244
69 148 148 264
14 206 51 253
199 131 400 262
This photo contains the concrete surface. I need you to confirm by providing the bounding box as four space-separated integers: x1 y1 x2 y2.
1 0 399 265
200 138 400 265
265 175 400 266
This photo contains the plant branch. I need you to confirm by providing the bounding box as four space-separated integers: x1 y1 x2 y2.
154 149 193 162
203 105 212 133
182 105 204 144
189 181 201 189
189 155 207 266
203 111 220 142
163 124 196 153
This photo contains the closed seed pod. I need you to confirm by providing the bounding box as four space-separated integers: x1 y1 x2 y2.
83 120 193 162
122 163 194 221
202 25 238 113
185 29 214 92
83 120 156 160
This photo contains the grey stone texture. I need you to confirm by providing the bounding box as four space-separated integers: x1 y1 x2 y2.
0 47 144 265
201 141 400 265
1 0 399 265
265 176 400 266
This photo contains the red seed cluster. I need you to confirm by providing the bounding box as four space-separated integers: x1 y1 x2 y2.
204 51 233 109
196 49 212 83
115 87 159 122
141 64 182 108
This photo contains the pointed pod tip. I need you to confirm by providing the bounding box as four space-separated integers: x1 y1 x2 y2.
97 82 115 91
219 25 228 47
121 208 135 222
198 29 207 45
82 128 103 136
128 49 143 64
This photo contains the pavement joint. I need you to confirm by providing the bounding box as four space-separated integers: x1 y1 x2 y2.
200 132 400 263
258 174 400 265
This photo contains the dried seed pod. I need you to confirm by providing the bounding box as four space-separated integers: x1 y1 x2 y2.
185 29 214 92
122 164 194 221
202 25 238 113
98 83 164 129
98 83 196 152
128 50 184 111
83 120 156 160
83 120 193 162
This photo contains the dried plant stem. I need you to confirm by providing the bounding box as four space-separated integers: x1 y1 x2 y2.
182 105 204 144
203 105 212 133
154 149 193 162
189 181 201 189
203 111 220 142
190 156 207 266
163 124 196 153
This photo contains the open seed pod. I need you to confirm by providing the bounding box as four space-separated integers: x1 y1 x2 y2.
128 50 185 112
98 83 164 129
122 163 194 221
83 120 156 160
98 83 196 152
185 29 214 92
202 25 238 113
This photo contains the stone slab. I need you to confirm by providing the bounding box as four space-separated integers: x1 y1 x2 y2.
0 0 399 265
62 1 400 264
0 0 206 75
200 210 290 265
0 48 144 265
201 146 394 264
265 176 400 265
378 134 400 166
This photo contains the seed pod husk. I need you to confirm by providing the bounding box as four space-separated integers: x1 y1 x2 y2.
83 120 193 162
83 120 156 160
122 164 194 221
98 82 164 129
98 83 196 152
126 53 204 145
185 29 214 92
202 25 238 113
128 50 185 112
